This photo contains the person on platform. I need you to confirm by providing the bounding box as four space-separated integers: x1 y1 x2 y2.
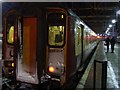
105 37 110 53
110 36 116 53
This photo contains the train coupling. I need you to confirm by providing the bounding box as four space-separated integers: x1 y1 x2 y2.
41 72 51 83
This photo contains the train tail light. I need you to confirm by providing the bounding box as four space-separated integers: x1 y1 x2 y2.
4 61 14 68
49 66 55 73
12 62 14 67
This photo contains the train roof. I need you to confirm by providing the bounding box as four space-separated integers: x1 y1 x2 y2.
68 9 97 36
2 2 97 36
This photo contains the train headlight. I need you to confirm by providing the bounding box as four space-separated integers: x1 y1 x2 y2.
49 66 55 73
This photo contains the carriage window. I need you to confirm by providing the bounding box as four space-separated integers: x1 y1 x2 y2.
47 13 66 47
7 26 14 44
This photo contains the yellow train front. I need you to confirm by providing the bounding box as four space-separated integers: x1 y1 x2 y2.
45 7 98 86
2 3 99 89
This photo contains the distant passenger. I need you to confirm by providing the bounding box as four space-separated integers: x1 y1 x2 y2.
110 36 116 53
105 37 110 53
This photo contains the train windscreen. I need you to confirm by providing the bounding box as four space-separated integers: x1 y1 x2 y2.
47 13 66 47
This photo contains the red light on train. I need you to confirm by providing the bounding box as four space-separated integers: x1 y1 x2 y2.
97 36 100 38
49 66 55 73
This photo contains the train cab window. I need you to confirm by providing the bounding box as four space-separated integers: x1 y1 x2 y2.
48 26 64 46
7 25 14 44
47 13 66 47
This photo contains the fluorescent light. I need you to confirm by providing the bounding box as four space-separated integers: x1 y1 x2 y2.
105 28 110 34
112 19 116 23
109 24 112 28
107 28 110 30
117 10 120 15
106 30 108 33
107 32 111 35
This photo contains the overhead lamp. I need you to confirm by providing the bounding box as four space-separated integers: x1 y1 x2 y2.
109 24 112 28
105 28 110 34
107 27 110 30
97 34 99 36
112 19 116 23
107 32 111 35
105 29 109 34
117 10 120 15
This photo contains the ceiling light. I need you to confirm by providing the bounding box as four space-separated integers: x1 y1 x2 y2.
109 24 112 28
117 10 120 15
112 19 116 23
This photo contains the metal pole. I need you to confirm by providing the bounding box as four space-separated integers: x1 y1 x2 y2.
93 60 96 90
101 61 107 90
93 60 107 90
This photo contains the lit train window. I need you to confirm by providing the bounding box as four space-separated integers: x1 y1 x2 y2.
47 13 66 47
6 15 15 44
7 26 14 44
75 25 81 56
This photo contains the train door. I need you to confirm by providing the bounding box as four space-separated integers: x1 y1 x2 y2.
2 10 17 78
81 24 85 64
75 23 82 69
16 17 39 84
46 10 66 85
16 6 46 85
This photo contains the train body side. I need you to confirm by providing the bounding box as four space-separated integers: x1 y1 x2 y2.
66 10 98 84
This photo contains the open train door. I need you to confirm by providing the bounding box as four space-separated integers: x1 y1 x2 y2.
16 16 39 84
16 6 46 84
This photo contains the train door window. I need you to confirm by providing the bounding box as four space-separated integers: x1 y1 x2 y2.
75 24 81 56
84 30 88 49
47 13 66 47
17 17 38 84
7 26 14 44
6 15 15 44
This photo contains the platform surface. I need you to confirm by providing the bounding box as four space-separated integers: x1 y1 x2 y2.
76 41 120 90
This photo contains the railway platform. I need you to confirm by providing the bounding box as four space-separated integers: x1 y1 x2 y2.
76 41 120 89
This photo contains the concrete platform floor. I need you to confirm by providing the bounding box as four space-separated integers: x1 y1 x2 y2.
105 43 120 89
76 41 120 90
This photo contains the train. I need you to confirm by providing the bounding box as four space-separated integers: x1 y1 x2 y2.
2 3 99 89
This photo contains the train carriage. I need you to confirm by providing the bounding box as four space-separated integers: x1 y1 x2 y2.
2 3 99 89
45 7 98 85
